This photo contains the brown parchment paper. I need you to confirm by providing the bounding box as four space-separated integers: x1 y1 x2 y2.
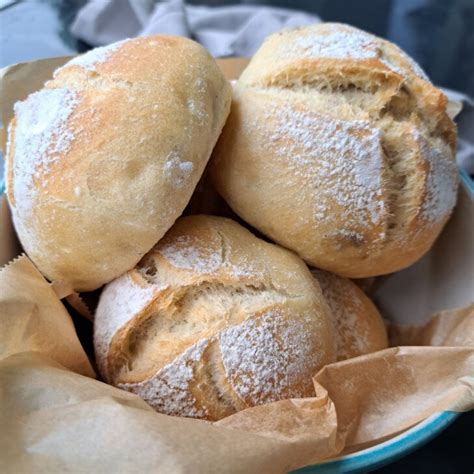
0 255 94 377
0 195 20 267
0 55 473 474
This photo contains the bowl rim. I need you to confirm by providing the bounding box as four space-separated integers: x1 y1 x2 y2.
292 411 459 473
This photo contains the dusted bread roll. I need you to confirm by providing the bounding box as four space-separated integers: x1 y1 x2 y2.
211 23 458 278
311 269 388 360
6 36 232 291
94 215 336 420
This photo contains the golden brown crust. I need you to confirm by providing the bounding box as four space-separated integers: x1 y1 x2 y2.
311 268 388 360
6 36 232 290
94 215 336 420
211 23 458 277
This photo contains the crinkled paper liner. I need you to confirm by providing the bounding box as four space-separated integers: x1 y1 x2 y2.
0 55 473 474
0 254 472 473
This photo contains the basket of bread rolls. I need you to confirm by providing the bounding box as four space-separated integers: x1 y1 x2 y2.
1 23 472 473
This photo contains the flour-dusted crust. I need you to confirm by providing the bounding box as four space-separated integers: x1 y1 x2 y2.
218 308 323 405
94 215 336 420
211 23 458 278
6 36 232 291
119 339 211 419
94 271 163 382
311 269 388 360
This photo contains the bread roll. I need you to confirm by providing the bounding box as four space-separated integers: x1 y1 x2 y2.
311 268 388 360
94 215 336 420
6 36 231 291
211 23 458 278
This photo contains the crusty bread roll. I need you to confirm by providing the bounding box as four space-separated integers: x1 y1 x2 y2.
6 36 231 291
94 215 336 420
311 268 388 360
211 23 458 278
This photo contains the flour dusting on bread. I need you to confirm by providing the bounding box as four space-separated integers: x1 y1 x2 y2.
219 310 319 404
277 24 428 81
9 88 79 211
159 235 223 274
266 102 385 228
413 131 458 223
94 272 159 380
163 154 195 188
119 339 210 418
60 39 130 73
285 29 375 61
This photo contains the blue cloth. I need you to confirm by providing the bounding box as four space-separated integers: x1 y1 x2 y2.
70 0 321 57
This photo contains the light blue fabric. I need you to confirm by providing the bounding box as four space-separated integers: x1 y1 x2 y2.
70 0 321 57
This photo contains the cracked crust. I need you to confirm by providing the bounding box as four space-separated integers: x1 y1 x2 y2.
210 23 458 277
94 215 336 420
6 36 232 291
